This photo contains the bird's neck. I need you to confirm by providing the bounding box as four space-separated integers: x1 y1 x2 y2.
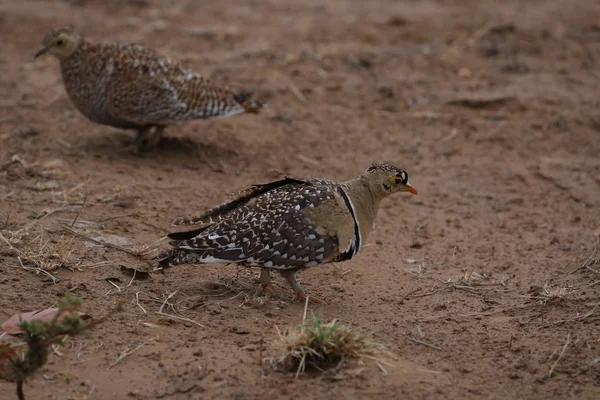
59 40 101 82
343 177 384 241
58 37 86 64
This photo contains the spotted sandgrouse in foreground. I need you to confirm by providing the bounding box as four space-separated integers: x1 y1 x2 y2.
34 27 262 150
156 163 417 303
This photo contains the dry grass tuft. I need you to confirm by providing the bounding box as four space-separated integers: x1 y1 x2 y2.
538 283 570 304
274 303 393 378
1 224 75 276
18 235 74 272
528 282 571 304
440 269 510 293
0 155 69 182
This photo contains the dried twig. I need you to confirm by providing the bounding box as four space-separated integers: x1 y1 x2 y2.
62 226 162 262
288 82 307 103
70 188 88 227
106 279 122 292
550 305 598 326
126 269 137 287
17 255 59 284
135 292 147 314
398 287 422 304
571 234 600 274
156 291 205 328
107 339 153 370
548 332 571 378
63 226 140 256
406 337 442 351
297 154 320 166
376 359 388 376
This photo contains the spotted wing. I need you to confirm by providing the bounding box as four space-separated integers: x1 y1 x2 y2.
167 182 357 269
171 176 312 226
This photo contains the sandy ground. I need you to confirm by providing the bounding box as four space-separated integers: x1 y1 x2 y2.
1 0 600 399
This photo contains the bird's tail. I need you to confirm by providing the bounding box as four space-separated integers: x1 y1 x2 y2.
233 91 263 113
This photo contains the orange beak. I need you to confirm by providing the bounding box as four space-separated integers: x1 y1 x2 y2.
406 185 418 195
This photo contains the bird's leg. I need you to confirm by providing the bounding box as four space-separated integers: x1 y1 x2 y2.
280 270 324 304
147 126 165 148
134 126 151 148
259 267 271 294
120 127 151 153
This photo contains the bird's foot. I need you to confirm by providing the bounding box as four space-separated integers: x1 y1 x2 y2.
117 142 143 154
120 127 155 154
258 283 274 297
280 269 325 304
147 126 165 148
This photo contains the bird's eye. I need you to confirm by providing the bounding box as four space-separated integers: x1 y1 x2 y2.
394 172 407 185
56 39 64 46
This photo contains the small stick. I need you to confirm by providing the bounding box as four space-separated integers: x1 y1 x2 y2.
586 265 600 275
62 226 141 257
439 129 459 144
340 269 352 278
289 82 307 103
76 342 86 360
71 188 88 227
0 231 16 249
410 288 443 298
407 337 442 351
126 269 137 287
398 287 422 304
297 154 320 166
17 255 59 284
156 291 205 328
570 234 599 274
158 291 178 314
259 336 264 369
107 340 152 370
56 138 72 149
156 311 205 328
135 292 147 314
106 279 122 292
376 359 389 376
302 296 310 324
548 332 571 378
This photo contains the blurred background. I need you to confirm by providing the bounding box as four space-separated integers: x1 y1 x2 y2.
0 1 599 399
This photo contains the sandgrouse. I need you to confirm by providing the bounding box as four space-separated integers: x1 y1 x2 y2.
156 163 417 303
34 27 261 150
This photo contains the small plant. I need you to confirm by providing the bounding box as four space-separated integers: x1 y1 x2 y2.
0 294 118 400
274 308 392 378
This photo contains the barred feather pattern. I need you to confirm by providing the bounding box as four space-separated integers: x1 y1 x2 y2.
58 38 260 129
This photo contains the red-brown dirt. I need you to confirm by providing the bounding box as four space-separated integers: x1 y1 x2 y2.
1 0 599 399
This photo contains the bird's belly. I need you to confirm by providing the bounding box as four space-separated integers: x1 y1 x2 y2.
84 106 140 129
63 78 140 130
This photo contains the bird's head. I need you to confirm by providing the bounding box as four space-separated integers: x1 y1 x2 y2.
364 162 417 196
34 26 82 60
